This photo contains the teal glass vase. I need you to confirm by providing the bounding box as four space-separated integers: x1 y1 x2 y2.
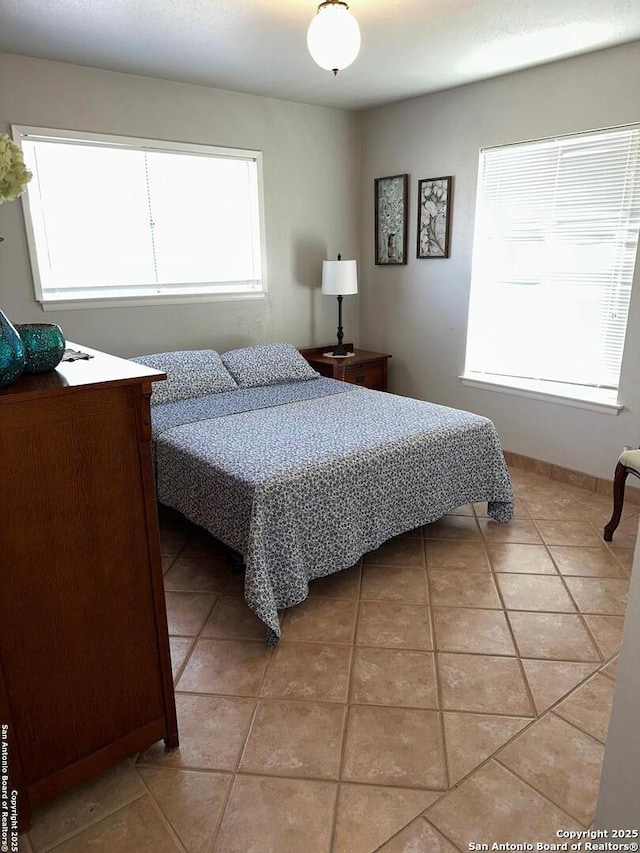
17 323 66 373
0 309 26 388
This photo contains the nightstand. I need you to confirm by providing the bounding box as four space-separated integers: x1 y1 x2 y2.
300 344 392 391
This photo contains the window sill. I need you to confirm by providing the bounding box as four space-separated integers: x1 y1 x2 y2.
459 374 622 416
39 291 266 312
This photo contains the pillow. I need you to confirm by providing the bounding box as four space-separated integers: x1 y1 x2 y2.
131 349 238 404
221 343 319 388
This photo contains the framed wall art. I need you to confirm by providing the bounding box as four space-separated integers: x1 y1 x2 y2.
375 174 408 265
417 175 452 258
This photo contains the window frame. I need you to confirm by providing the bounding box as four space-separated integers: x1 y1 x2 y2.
13 125 268 311
461 122 640 416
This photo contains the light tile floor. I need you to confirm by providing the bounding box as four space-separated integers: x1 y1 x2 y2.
22 466 636 852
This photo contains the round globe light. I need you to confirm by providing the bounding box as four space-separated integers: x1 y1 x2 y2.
307 1 361 75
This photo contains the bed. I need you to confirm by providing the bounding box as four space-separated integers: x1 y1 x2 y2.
133 344 514 642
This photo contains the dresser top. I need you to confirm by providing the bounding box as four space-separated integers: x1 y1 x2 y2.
0 343 165 402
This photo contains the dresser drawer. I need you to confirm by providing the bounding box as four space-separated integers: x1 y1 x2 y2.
342 362 385 390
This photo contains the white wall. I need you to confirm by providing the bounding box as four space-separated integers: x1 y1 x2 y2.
360 41 640 480
595 517 640 827
0 53 361 357
4 47 640 479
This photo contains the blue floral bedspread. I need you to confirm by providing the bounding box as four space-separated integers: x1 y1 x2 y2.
151 378 514 639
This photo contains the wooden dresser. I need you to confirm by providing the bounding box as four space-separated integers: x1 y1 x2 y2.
0 344 178 831
300 344 392 391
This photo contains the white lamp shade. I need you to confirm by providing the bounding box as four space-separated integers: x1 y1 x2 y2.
321 259 358 295
307 3 361 73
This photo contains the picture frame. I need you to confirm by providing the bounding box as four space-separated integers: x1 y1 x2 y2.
375 174 408 265
417 175 452 259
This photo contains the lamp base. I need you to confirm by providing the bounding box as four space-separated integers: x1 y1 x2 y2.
323 350 356 359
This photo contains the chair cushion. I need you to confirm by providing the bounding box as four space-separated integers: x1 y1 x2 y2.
620 448 640 471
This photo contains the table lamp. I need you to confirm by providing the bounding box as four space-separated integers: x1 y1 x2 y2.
322 253 358 356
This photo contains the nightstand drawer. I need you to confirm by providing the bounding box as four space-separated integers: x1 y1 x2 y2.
342 362 385 390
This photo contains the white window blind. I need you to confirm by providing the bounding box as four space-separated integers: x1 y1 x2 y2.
14 126 266 308
465 125 640 394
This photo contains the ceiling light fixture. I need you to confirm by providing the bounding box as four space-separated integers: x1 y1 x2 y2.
307 0 361 76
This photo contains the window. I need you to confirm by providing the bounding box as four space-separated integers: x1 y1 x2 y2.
463 124 640 412
14 126 266 309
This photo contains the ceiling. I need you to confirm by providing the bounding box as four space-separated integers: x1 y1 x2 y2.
1 0 639 111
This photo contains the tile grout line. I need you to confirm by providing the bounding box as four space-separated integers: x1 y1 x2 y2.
202 689 266 848
542 524 612 663
135 769 190 853
513 498 630 661
545 709 613 749
32 787 149 853
475 505 539 720
424 756 589 832
527 664 600 718
599 655 618 681
491 719 601 827
497 513 613 664
203 778 234 853
425 529 451 794
170 636 200 688
418 814 469 852
151 692 576 720
161 694 539 718
553 702 611 746
494 752 593 827
166 593 220 653
533 517 611 665
136 713 426 790
424 710 539 810
166 632 613 658
329 558 363 853
602 535 635 579
40 793 181 853
201 540 272 853
368 812 463 853
160 524 192 568
230 768 447 792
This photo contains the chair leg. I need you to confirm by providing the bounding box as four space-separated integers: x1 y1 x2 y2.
604 462 630 541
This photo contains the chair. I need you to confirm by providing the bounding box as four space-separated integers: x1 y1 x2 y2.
604 448 640 541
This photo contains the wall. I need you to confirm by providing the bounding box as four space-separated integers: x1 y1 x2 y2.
0 53 361 357
360 41 640 480
595 516 640 826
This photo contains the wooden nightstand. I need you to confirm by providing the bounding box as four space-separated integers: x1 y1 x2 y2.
300 344 391 391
